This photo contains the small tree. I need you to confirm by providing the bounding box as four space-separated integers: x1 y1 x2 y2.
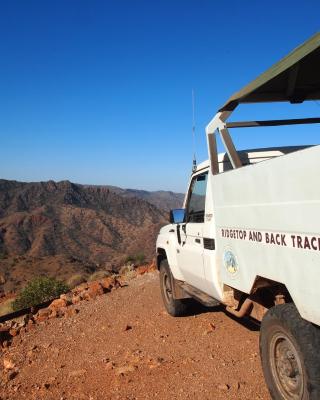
135 252 146 265
124 255 135 265
12 277 69 311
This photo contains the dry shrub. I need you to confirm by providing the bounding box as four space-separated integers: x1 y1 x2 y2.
123 269 137 280
66 273 88 289
119 264 135 276
0 298 14 317
88 270 112 282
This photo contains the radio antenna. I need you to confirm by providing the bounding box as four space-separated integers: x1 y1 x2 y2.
192 89 197 172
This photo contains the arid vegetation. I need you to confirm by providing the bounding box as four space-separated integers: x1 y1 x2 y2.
12 277 69 311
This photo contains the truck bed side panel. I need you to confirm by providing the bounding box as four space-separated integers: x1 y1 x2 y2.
212 145 320 324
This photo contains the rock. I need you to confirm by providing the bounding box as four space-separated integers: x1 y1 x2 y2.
86 282 104 299
49 298 67 310
148 260 156 271
115 365 136 376
0 325 10 333
90 281 105 294
57 307 68 318
35 308 50 323
3 358 15 370
124 324 132 331
217 383 230 391
135 266 149 275
0 326 11 345
64 308 79 318
100 277 115 291
208 322 216 331
103 359 115 370
9 328 20 337
68 369 87 378
49 309 58 319
26 350 34 358
71 295 81 305
204 322 216 334
59 293 72 305
115 277 128 288
13 314 30 328
7 370 18 380
148 357 165 369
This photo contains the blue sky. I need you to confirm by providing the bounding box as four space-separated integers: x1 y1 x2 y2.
0 1 319 192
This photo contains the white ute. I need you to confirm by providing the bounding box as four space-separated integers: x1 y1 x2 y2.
156 32 320 400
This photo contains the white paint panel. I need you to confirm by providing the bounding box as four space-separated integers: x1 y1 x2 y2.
212 145 320 324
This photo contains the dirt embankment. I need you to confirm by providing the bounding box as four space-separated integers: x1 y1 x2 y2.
0 271 270 400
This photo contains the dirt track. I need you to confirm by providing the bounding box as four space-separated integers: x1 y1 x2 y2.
0 271 270 399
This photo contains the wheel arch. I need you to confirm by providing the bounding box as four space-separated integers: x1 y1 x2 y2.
249 275 293 309
156 248 167 270
225 276 295 322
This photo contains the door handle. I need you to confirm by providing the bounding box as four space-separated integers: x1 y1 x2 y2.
195 238 201 244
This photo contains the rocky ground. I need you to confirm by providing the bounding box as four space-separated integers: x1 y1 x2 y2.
0 271 270 400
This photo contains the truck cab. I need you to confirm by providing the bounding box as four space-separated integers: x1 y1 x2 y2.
157 145 311 304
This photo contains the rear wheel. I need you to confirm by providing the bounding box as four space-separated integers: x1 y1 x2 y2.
159 259 190 317
260 303 320 400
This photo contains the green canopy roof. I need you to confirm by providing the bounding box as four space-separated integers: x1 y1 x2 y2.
220 32 320 111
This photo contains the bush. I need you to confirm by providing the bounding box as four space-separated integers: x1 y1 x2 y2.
119 264 135 276
135 252 146 265
124 255 135 265
12 277 69 311
124 252 146 266
88 270 111 282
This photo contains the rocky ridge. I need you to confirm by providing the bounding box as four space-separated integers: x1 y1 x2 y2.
0 179 172 292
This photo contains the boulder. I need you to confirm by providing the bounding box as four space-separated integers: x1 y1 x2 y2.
49 298 67 310
86 282 104 299
100 277 116 291
35 308 51 323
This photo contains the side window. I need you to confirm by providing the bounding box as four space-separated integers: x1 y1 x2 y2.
186 172 208 223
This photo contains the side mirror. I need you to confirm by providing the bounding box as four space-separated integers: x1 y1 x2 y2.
169 208 186 224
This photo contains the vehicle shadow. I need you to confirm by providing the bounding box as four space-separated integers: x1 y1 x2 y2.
185 300 260 332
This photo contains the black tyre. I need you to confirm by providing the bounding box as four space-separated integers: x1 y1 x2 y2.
159 259 190 317
260 303 320 400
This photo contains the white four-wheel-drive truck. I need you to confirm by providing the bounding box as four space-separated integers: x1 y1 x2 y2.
156 32 320 400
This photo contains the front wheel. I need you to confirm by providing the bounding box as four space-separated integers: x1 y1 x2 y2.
260 303 320 400
159 259 190 317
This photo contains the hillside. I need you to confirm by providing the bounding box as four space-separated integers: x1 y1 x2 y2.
0 179 172 293
97 185 185 211
0 271 269 399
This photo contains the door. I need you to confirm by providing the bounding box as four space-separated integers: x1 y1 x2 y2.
177 171 208 291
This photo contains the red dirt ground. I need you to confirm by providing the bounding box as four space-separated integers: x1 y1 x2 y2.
0 271 270 399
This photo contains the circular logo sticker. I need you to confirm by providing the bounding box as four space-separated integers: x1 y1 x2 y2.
223 250 238 276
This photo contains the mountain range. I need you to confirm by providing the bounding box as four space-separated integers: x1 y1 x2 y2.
0 179 184 293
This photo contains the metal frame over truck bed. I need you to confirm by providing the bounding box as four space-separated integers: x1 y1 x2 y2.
206 32 320 173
